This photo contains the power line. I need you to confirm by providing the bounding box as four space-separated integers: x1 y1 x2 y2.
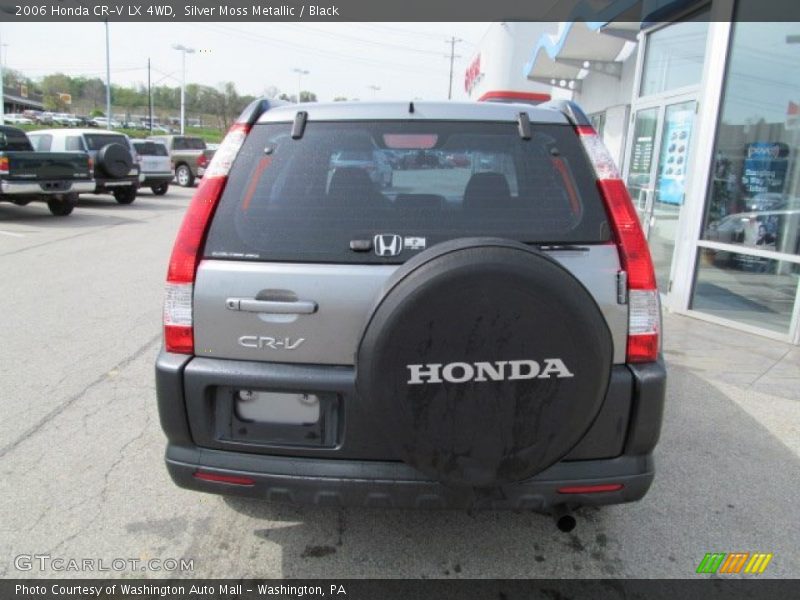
192 23 450 76
281 23 451 57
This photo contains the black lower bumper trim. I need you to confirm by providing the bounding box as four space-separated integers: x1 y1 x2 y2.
166 444 654 510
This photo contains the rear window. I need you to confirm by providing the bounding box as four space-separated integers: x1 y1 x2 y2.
65 136 84 151
133 141 168 156
28 134 52 152
173 137 206 150
0 129 33 151
83 134 129 151
205 121 610 263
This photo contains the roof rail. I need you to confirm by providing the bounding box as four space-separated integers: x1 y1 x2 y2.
538 99 592 128
235 97 290 127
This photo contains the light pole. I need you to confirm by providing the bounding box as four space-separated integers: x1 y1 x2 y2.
367 85 381 98
292 68 309 103
0 28 5 125
105 21 111 128
172 44 195 134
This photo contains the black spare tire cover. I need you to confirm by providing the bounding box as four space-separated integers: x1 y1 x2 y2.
95 143 132 179
356 238 613 487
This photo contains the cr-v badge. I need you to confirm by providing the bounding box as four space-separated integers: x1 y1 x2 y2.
238 336 305 350
374 234 403 257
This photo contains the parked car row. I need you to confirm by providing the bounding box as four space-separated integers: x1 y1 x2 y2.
0 124 176 216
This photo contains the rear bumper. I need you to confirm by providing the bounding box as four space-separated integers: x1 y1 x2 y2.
141 174 173 187
156 351 666 509
0 179 94 195
166 444 653 510
92 176 138 193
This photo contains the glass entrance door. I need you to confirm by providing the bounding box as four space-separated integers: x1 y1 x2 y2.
625 99 697 294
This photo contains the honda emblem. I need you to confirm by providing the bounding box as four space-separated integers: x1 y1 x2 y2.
374 234 403 257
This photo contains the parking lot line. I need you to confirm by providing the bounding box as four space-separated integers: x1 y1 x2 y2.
0 230 25 237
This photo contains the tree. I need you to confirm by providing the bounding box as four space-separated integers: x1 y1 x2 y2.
41 73 73 111
299 91 317 103
333 96 348 102
263 85 280 99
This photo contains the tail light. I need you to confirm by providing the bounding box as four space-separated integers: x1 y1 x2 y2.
193 471 255 486
576 125 659 363
163 123 250 354
197 153 209 169
558 483 624 494
0 156 9 175
87 156 94 172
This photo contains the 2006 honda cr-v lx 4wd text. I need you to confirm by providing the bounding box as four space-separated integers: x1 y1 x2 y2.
156 99 666 518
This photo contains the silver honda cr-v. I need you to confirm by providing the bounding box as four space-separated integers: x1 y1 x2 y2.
156 99 666 521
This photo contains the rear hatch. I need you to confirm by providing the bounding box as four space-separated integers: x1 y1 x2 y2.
195 119 628 365
133 141 172 174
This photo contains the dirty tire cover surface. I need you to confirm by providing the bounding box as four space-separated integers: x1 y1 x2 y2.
356 238 613 487
96 143 133 179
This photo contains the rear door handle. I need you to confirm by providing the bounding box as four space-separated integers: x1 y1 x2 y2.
226 298 318 314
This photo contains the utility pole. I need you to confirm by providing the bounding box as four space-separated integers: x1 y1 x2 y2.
0 28 5 125
147 58 152 134
446 37 463 100
105 20 111 129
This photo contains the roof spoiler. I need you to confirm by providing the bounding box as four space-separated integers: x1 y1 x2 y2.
235 97 290 127
538 99 592 128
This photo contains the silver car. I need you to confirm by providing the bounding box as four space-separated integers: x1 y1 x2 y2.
132 140 174 196
155 100 665 525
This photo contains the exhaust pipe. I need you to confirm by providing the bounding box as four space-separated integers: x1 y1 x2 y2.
552 505 576 533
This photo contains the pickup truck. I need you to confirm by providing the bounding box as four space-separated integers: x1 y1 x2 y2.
28 129 141 204
0 125 93 216
147 134 213 187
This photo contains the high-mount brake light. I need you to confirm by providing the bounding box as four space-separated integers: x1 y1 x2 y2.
163 123 250 354
576 125 659 363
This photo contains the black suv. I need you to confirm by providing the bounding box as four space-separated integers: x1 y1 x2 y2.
156 99 666 515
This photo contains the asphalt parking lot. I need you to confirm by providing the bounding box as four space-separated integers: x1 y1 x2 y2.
1 186 798 579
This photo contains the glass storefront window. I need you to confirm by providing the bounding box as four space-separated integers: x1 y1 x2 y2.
699 22 800 258
640 12 709 97
693 249 797 334
692 21 800 335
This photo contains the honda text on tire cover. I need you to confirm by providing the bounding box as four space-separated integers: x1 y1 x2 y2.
155 99 666 514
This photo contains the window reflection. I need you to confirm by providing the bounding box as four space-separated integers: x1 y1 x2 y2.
692 249 796 334
700 22 800 258
693 21 800 334
640 13 709 96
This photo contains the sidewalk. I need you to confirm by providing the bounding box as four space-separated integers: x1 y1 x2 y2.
662 311 800 457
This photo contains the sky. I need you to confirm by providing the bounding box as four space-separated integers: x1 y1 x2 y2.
0 22 491 102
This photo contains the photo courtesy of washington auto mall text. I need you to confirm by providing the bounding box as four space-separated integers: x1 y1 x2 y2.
1 0 799 598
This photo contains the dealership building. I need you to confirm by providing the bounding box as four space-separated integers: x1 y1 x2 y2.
467 2 800 345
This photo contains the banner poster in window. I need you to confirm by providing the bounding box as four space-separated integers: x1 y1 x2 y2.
742 142 789 196
656 109 694 206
